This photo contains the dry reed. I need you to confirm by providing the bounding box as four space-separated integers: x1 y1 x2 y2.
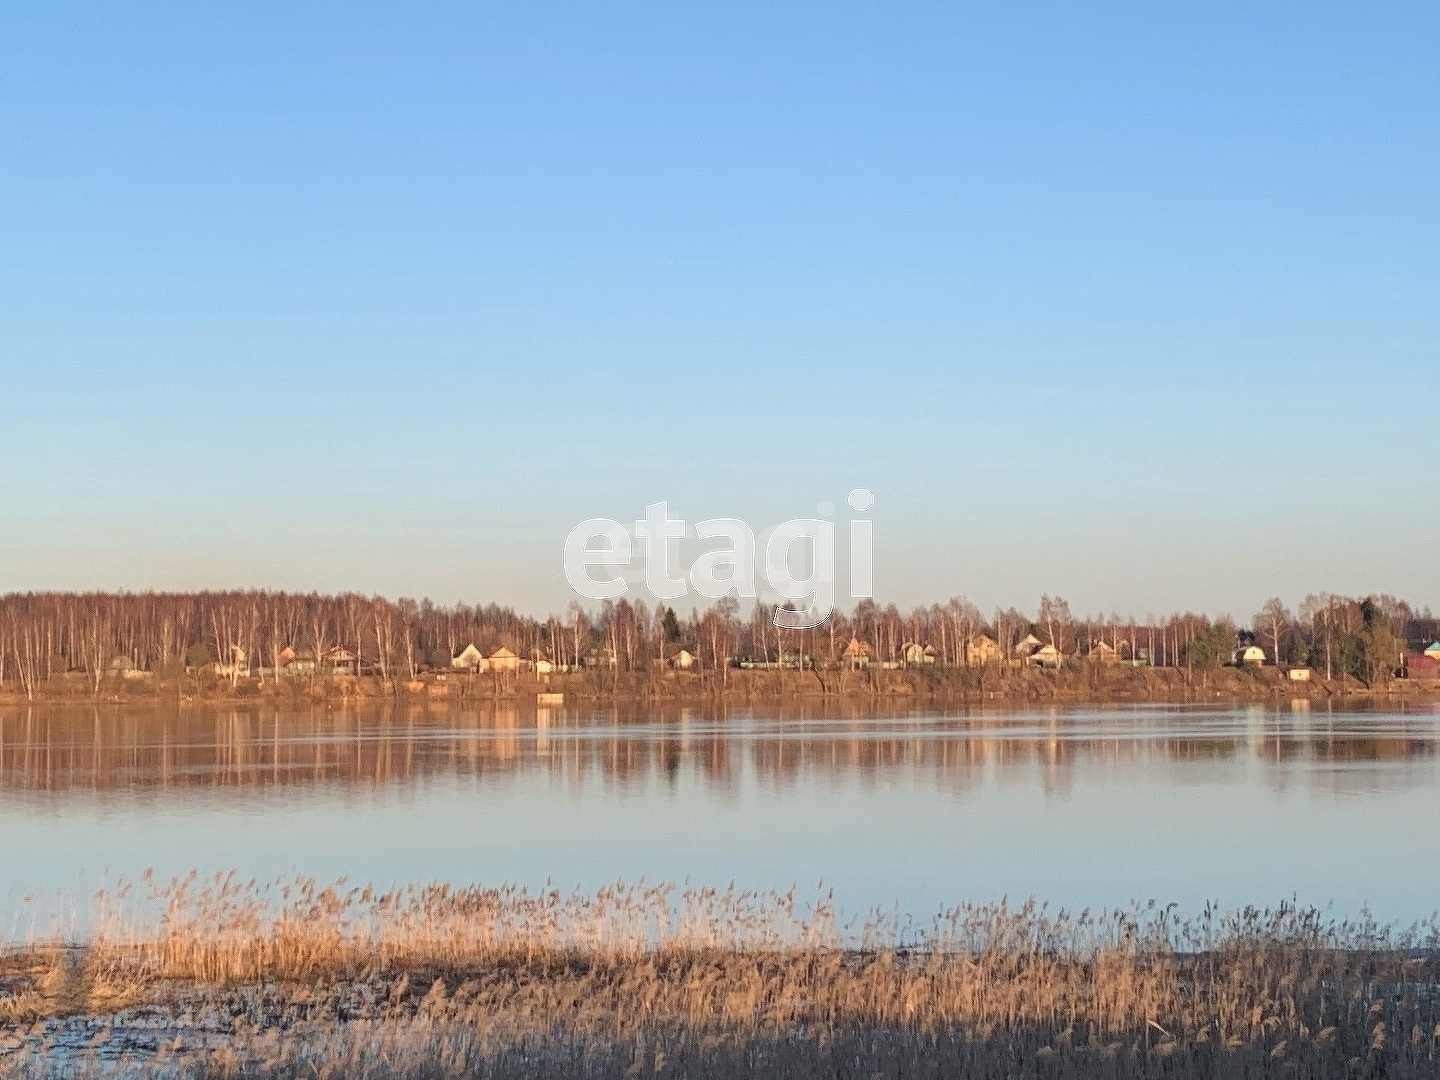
1 875 1437 1078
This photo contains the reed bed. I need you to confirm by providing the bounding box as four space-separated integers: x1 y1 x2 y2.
1 874 1438 1077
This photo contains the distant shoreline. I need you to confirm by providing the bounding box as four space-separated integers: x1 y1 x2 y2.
3 664 1436 708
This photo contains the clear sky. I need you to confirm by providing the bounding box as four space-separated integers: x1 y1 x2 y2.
2 2 1436 621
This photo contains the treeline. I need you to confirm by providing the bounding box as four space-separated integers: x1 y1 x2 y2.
0 590 1435 700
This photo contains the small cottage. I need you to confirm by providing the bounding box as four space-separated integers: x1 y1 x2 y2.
488 646 523 673
452 644 485 671
324 646 357 674
842 638 872 670
1405 654 1439 680
966 634 1001 666
900 642 931 666
1014 634 1044 659
287 651 317 674
1028 644 1062 669
1088 641 1120 664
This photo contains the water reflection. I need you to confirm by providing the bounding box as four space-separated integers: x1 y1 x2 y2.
1 701 1435 800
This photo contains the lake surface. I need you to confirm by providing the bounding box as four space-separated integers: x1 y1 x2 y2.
2 700 1437 929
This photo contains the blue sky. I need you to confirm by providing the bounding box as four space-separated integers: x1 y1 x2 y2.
2 2 1436 619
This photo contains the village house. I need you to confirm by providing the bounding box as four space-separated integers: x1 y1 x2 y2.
1088 641 1120 665
900 642 934 667
1027 643 1063 669
1287 667 1312 681
452 644 485 671
216 645 249 678
1014 634 1044 660
1405 653 1439 680
286 651 317 674
966 634 1002 666
256 645 296 677
842 638 872 670
487 646 523 673
323 646 357 674
1235 644 1267 666
671 648 697 670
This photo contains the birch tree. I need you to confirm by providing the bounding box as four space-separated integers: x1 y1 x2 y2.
1253 598 1290 668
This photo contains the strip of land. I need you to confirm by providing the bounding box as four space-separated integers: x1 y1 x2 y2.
4 664 1437 707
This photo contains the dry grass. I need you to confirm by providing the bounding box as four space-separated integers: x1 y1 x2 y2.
1 875 1438 1077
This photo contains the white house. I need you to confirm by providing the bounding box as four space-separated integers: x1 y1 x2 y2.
324 646 357 674
1014 634 1044 659
1236 644 1267 665
452 644 485 671
900 642 933 666
1028 644 1063 668
216 645 249 679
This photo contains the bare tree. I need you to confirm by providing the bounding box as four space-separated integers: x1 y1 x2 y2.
568 601 589 668
1038 595 1073 655
372 597 395 680
397 598 420 679
1253 598 1290 667
78 607 112 696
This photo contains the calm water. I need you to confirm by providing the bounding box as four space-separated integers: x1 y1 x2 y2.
2 701 1438 926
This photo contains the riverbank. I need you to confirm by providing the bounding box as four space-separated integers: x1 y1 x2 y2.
4 663 1437 709
1 878 1437 1079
